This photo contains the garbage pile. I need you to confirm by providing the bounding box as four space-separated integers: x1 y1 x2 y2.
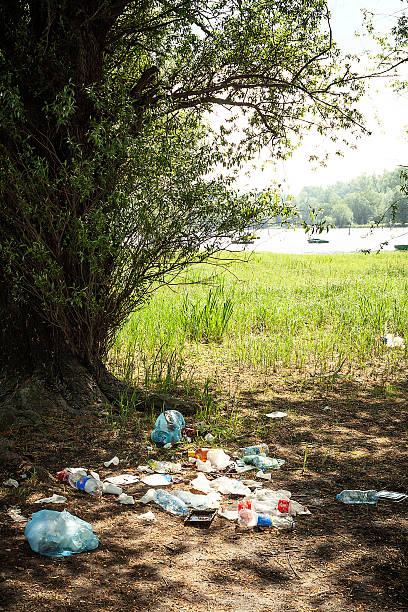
4 408 405 557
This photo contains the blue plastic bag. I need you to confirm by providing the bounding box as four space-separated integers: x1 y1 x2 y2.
25 509 99 557
151 410 185 446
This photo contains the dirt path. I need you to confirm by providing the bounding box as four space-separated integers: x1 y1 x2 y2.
1 372 407 611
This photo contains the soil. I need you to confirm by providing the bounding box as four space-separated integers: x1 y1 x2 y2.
0 366 407 612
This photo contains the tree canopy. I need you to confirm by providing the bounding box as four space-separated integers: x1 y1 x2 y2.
294 168 408 227
0 1 370 407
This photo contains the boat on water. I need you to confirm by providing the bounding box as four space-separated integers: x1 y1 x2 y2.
307 237 329 244
394 244 408 251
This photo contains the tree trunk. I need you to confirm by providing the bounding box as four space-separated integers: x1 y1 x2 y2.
0 296 197 433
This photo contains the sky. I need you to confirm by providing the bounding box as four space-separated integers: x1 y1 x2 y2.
238 0 408 196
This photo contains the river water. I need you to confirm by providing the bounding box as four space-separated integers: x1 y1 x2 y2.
232 227 408 254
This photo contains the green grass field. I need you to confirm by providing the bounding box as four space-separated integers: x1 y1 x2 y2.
110 252 408 394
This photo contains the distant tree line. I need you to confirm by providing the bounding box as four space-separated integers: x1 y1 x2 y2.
293 168 408 227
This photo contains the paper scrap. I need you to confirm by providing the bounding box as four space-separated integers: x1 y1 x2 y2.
34 494 67 504
266 411 287 419
7 506 27 522
3 479 19 488
105 474 139 486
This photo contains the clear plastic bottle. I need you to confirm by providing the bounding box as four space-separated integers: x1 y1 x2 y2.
68 474 103 496
242 455 284 471
141 488 188 515
336 490 378 504
238 500 258 527
239 444 269 457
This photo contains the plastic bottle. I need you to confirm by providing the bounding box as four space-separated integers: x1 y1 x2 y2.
68 474 103 496
141 488 188 515
257 514 294 530
242 455 285 471
238 500 258 527
188 448 211 461
102 482 123 495
336 490 378 504
239 444 269 457
148 459 181 473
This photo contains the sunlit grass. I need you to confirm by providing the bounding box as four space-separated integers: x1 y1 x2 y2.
110 251 408 390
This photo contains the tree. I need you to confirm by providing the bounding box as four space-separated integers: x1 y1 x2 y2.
0 1 367 414
328 201 353 228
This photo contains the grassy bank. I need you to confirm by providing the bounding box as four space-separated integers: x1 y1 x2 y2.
109 251 408 396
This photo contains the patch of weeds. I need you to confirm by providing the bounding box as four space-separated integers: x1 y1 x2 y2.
371 384 388 398
180 284 234 343
143 345 193 395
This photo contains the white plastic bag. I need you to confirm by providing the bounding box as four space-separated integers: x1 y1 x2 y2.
191 472 212 493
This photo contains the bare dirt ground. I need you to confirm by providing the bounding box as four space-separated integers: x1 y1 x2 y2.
1 367 407 612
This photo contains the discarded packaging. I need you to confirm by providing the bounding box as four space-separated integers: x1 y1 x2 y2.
188 448 211 461
135 511 156 522
25 509 99 557
218 507 239 520
239 444 269 457
141 474 173 487
236 465 255 474
151 410 185 446
172 490 220 510
204 433 215 443
3 478 19 488
266 411 287 419
196 458 213 473
118 493 135 505
7 506 27 523
249 489 310 516
242 455 285 471
57 468 87 483
104 456 120 468
191 472 212 494
257 514 294 530
381 333 405 348
148 459 181 474
206 449 231 470
137 465 154 473
256 470 272 480
238 500 257 528
184 509 217 528
210 476 251 497
90 471 100 481
141 488 188 516
34 494 67 504
336 489 378 504
102 482 123 495
104 474 139 486
68 473 103 496
377 490 408 502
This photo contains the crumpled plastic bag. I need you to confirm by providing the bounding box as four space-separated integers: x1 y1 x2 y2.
151 410 185 446
209 476 251 497
172 490 221 510
25 510 99 557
